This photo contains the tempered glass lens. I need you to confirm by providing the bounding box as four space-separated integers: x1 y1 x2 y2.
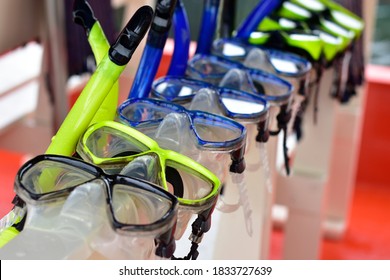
221 97 265 114
121 102 175 123
221 42 247 57
85 126 149 158
155 80 197 98
191 59 230 77
270 58 299 74
112 184 172 225
165 160 213 203
192 116 242 142
251 75 290 97
20 160 96 195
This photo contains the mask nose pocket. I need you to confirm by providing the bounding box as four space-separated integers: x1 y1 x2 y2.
219 68 257 93
189 88 222 116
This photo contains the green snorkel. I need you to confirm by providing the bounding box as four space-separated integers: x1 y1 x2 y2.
46 6 153 156
72 0 119 124
0 5 153 248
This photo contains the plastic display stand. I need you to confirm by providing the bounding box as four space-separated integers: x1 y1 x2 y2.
272 67 337 259
323 95 364 239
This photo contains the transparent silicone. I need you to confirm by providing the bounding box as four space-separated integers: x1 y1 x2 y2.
153 112 229 181
152 112 230 240
0 182 112 259
0 172 178 260
119 155 160 184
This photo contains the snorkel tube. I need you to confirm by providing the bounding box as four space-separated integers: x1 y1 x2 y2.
46 5 153 156
167 0 191 76
129 0 177 98
235 0 282 41
195 0 220 55
72 0 119 124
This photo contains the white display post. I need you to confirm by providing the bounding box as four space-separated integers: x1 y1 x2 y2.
323 95 364 239
323 0 376 240
273 68 337 259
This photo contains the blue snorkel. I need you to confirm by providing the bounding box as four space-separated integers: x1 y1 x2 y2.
195 0 221 55
167 0 191 76
129 0 177 98
235 0 282 41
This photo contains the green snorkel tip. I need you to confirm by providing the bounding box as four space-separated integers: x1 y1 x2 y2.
109 5 154 66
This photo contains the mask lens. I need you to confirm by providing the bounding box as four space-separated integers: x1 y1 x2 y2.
188 57 232 84
120 101 174 124
85 126 149 158
154 80 198 99
165 160 214 204
192 115 243 143
20 159 96 195
221 97 266 114
112 184 172 225
220 42 247 58
192 58 230 76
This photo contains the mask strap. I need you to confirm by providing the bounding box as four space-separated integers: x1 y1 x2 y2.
313 62 324 124
257 142 273 194
171 202 215 260
232 172 253 236
269 104 292 175
293 100 306 141
171 242 200 260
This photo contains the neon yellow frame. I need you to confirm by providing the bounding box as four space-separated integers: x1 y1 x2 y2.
77 121 221 209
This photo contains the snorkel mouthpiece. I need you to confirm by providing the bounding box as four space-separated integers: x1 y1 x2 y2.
147 0 177 49
72 0 96 35
109 6 154 65
152 0 176 33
